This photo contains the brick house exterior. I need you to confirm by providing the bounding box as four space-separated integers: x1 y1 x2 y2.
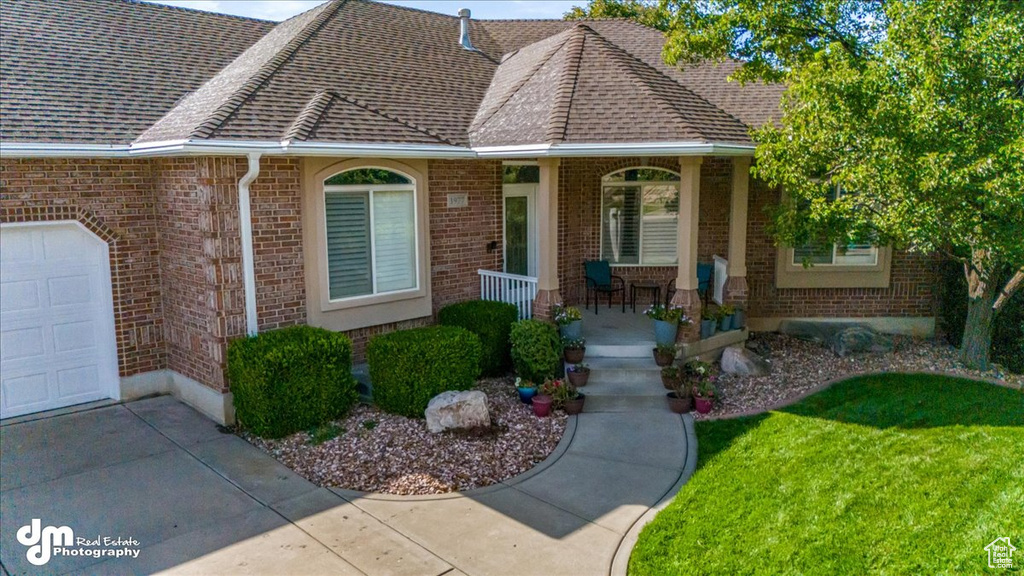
0 0 937 422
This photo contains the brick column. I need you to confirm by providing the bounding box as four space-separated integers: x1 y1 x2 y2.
671 156 702 342
724 156 750 306
532 158 561 320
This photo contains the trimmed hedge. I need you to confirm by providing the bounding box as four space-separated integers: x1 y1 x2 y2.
438 300 519 376
227 326 359 439
510 319 563 383
367 325 482 417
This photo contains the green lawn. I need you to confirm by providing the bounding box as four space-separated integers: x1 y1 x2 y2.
630 374 1024 575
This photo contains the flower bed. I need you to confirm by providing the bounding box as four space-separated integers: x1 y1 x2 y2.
242 377 567 495
703 333 1023 419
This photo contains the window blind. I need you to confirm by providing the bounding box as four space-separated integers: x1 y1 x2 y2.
372 190 416 293
325 193 373 299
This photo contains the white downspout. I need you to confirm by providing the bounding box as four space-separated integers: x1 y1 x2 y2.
238 153 261 336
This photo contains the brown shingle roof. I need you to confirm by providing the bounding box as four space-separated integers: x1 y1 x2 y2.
0 0 273 144
1 0 784 149
470 24 751 147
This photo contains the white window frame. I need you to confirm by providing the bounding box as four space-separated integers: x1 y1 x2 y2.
323 174 419 303
599 167 681 267
791 184 878 267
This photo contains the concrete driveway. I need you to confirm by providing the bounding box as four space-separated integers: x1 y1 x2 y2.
1 396 693 576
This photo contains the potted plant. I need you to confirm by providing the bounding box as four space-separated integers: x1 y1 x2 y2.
700 305 718 339
562 337 586 364
531 393 553 417
554 304 583 340
539 378 573 411
660 365 681 390
652 342 676 366
566 363 590 387
515 377 537 404
564 388 586 415
718 304 735 331
732 305 746 329
644 304 692 346
666 379 693 414
686 360 717 414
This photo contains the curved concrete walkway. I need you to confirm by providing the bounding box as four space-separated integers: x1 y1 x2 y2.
0 397 694 576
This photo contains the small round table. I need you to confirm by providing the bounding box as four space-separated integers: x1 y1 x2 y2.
630 282 661 313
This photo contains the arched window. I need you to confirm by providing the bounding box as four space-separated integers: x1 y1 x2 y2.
600 168 681 266
323 168 417 300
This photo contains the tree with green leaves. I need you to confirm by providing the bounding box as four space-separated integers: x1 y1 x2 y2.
571 0 1023 368
565 0 670 31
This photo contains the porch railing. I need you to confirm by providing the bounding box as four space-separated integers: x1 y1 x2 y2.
478 269 538 320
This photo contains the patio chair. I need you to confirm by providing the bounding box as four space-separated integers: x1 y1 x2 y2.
583 260 625 314
665 263 714 307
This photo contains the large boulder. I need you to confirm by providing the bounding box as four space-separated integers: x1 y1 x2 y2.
425 390 490 433
829 326 894 357
720 346 772 377
778 320 857 344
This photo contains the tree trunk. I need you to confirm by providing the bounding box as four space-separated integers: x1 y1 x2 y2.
961 268 999 370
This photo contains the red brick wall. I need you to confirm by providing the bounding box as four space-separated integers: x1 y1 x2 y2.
556 156 732 305
427 159 504 311
246 157 306 331
745 177 937 318
0 158 165 377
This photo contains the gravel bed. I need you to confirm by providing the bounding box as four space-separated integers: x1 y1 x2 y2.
242 377 567 495
701 333 1023 419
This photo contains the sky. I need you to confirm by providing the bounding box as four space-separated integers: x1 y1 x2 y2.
144 1 584 21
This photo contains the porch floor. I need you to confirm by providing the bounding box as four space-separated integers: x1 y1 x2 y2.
580 306 655 348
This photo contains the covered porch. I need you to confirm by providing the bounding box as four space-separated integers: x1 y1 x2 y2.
478 154 753 345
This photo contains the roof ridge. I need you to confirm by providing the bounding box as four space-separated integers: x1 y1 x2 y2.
286 90 457 146
470 28 576 133
581 28 727 141
189 0 344 140
544 25 587 144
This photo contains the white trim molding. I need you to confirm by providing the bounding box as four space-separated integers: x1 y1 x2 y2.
2 139 756 159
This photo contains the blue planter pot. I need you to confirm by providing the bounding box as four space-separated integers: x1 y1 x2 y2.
653 319 678 346
719 315 733 331
559 320 582 340
733 310 746 329
700 319 717 339
517 387 537 404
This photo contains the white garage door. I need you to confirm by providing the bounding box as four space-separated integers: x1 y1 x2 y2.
1 222 120 419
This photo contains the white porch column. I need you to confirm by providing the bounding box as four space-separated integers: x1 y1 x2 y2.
671 156 702 341
533 157 561 319
724 156 751 304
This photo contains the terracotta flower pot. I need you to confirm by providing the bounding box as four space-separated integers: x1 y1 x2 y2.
694 396 713 414
532 394 553 417
666 392 693 414
661 373 678 390
564 394 586 415
567 369 590 387
653 349 674 367
564 347 585 364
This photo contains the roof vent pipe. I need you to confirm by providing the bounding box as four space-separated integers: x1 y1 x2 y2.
459 8 475 51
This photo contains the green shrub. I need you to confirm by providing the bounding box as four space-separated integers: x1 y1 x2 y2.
938 258 1023 373
510 319 563 383
367 325 482 417
438 300 519 376
227 326 358 439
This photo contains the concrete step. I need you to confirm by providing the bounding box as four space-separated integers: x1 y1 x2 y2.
581 393 670 413
586 343 656 358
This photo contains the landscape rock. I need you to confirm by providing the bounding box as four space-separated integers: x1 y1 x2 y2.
778 320 857 344
721 346 772 376
425 390 490 433
829 326 894 357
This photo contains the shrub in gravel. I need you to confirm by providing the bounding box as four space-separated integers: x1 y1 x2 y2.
439 300 519 376
367 325 482 418
510 319 563 383
228 326 358 439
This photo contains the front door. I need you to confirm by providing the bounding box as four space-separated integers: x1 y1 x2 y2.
503 183 537 277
